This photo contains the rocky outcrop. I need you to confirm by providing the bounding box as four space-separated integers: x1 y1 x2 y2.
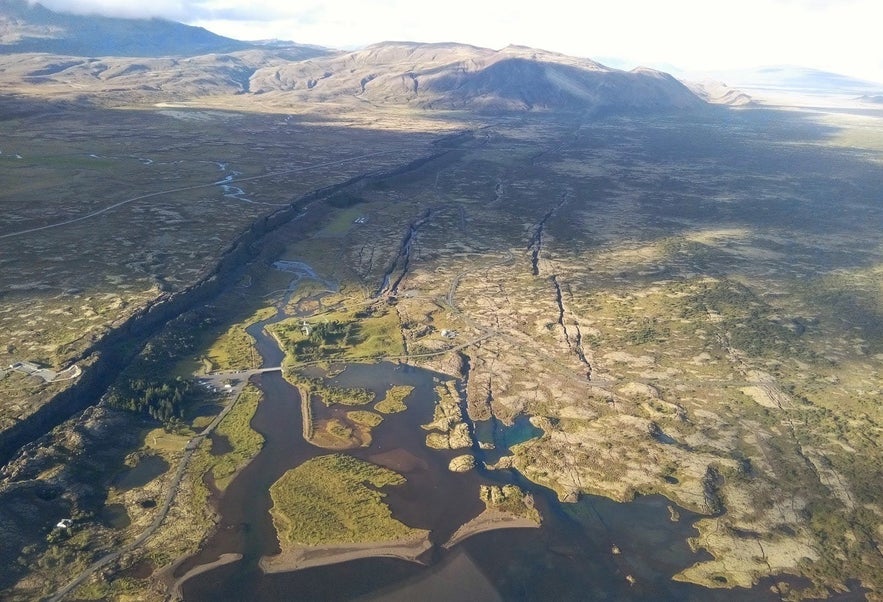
448 454 475 472
422 382 473 450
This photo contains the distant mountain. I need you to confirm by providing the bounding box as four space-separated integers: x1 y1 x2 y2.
684 80 753 106
682 65 883 96
249 41 703 112
0 0 324 59
0 51 292 100
748 66 883 94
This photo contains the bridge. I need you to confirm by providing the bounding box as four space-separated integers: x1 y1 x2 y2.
208 366 283 377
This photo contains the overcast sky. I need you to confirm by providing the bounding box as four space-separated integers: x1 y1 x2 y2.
33 0 883 83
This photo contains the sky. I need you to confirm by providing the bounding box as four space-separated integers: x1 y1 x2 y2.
32 0 883 83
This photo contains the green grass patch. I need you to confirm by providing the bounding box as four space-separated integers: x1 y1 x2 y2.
310 418 367 449
190 384 264 491
210 384 265 488
25 154 118 170
205 306 276 371
271 302 403 363
191 415 214 429
309 410 380 449
288 372 375 406
269 454 420 547
374 385 415 414
317 206 366 236
144 428 189 453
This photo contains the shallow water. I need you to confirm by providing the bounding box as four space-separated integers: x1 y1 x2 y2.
113 454 169 491
473 414 542 449
100 503 130 529
208 432 233 456
181 388 770 600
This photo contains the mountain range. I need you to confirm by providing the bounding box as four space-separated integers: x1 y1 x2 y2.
0 0 708 113
683 65 883 96
247 42 702 111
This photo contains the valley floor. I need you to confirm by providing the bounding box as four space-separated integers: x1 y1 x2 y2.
1 95 882 601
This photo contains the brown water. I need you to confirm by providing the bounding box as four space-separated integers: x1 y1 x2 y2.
209 433 233 456
113 454 169 491
100 503 130 529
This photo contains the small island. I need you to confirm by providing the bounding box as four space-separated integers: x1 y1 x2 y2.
262 453 430 572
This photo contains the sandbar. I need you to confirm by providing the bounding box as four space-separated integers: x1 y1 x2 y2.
442 508 540 550
166 553 242 601
259 532 432 573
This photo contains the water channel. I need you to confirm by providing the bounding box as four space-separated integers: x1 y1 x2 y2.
177 266 788 601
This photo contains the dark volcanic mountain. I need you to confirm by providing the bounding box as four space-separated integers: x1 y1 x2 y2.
250 42 703 112
0 0 321 59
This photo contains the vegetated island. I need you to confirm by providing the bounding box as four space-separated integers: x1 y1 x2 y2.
374 384 415 414
261 453 430 573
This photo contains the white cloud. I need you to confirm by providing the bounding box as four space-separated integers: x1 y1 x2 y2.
34 0 198 20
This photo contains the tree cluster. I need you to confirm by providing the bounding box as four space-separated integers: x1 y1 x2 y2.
106 376 194 423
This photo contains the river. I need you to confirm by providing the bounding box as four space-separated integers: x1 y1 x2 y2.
176 268 788 601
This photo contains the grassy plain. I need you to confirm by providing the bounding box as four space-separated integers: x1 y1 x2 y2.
3 89 883 602
347 410 384 427
0 102 441 441
274 105 882 596
288 373 375 406
203 307 276 372
270 300 404 363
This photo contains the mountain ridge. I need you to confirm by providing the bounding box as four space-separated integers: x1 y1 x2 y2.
0 1 702 113
249 41 703 112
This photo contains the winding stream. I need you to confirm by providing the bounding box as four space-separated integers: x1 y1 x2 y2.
177 265 785 601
